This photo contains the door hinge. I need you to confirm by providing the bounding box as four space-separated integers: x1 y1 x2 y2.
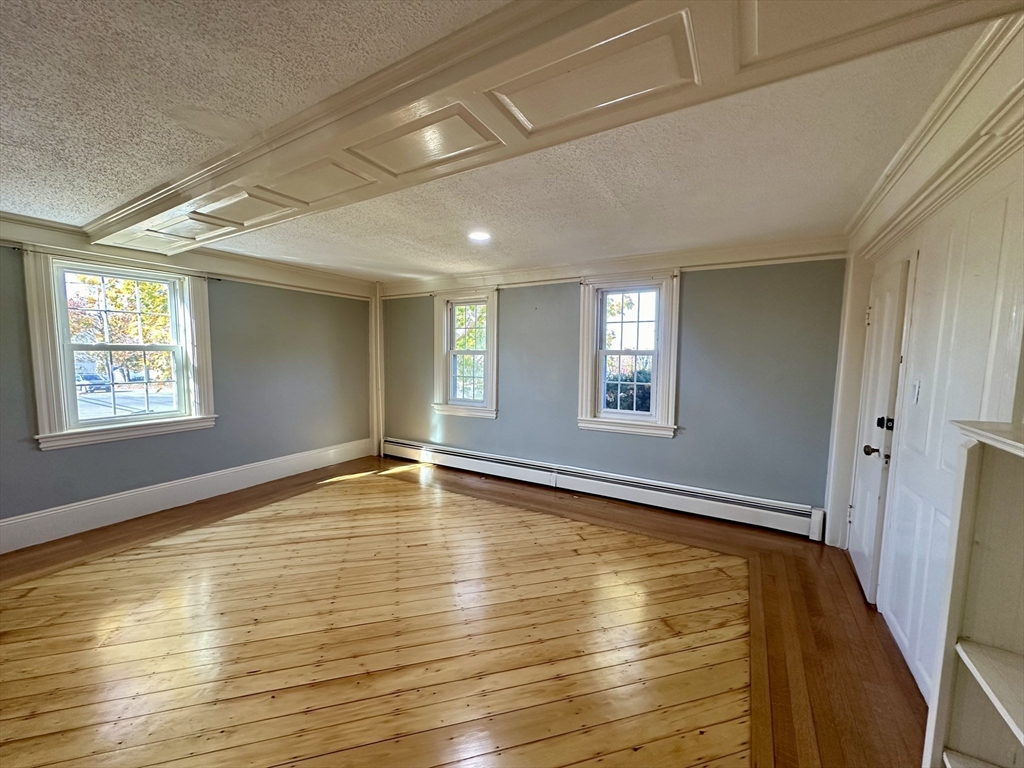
847 504 853 524
865 306 872 327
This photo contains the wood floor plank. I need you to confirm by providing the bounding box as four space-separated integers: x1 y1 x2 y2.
779 551 844 767
0 458 386 590
747 554 774 768
0 546 726 644
252 661 750 768
826 548 927 764
1 538 690 625
0 593 749 743
790 550 871 767
438 689 750 767
769 551 820 768
0 580 748 688
2 532 694 604
568 715 751 768
0 578 746 720
0 457 927 768
758 554 799 766
0 582 746 707
0 553 739 660
0 636 750 768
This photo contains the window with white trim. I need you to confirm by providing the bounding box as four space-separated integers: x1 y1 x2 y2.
433 289 497 419
24 248 216 450
578 273 678 437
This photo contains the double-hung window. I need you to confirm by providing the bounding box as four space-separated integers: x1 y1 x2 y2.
433 289 497 418
578 273 678 437
24 248 216 450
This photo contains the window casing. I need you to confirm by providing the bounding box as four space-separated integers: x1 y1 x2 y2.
24 248 216 450
433 289 497 419
578 273 678 437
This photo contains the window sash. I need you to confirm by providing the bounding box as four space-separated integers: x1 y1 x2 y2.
61 346 190 429
598 348 657 415
596 286 660 419
450 350 486 403
447 301 488 405
56 266 182 343
52 261 193 430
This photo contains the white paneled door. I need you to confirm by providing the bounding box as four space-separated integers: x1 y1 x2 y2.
876 155 1024 699
849 258 910 604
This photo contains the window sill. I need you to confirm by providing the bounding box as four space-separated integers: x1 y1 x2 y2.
577 417 675 438
36 415 218 451
433 404 497 420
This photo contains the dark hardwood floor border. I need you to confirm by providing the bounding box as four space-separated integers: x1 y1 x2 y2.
0 456 927 768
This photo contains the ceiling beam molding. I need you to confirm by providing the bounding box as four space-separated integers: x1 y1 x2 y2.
80 0 1019 260
0 213 373 299
81 0 629 251
80 0 592 244
849 14 1024 260
380 235 849 298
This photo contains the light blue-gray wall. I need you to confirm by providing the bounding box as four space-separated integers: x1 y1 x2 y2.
0 245 370 520
384 259 845 506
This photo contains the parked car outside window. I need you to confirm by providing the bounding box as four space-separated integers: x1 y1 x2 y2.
75 373 110 393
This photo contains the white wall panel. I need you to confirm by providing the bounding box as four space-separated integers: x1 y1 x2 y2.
877 152 1024 698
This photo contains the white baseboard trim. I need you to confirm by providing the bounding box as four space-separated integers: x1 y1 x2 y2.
0 437 374 553
384 438 825 540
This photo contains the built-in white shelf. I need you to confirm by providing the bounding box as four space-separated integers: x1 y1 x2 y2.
952 421 1024 458
943 749 999 768
923 422 1024 767
956 641 1024 744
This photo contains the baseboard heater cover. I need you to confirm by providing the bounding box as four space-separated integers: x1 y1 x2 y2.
383 438 824 540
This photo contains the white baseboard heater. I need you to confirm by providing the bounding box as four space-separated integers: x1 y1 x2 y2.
383 438 824 540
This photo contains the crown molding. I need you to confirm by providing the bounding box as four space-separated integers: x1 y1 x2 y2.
850 14 1024 260
858 95 1023 261
0 212 373 299
1 214 850 300
846 15 1022 236
380 234 849 298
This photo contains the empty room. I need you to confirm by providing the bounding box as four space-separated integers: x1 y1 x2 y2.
1 1 1022 767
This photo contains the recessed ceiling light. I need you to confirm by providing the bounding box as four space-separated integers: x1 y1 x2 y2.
468 230 491 242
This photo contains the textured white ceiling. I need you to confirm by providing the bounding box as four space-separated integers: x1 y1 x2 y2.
0 0 506 225
218 25 983 280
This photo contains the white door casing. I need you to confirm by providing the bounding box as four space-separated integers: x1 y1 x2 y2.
875 154 1024 699
849 257 910 604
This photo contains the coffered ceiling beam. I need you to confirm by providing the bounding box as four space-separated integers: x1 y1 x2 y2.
85 0 1021 258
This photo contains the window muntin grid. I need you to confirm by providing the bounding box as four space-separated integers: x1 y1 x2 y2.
449 301 487 403
600 289 657 415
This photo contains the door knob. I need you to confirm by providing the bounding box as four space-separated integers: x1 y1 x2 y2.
863 444 881 456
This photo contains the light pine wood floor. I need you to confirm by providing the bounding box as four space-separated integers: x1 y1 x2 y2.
0 467 753 768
